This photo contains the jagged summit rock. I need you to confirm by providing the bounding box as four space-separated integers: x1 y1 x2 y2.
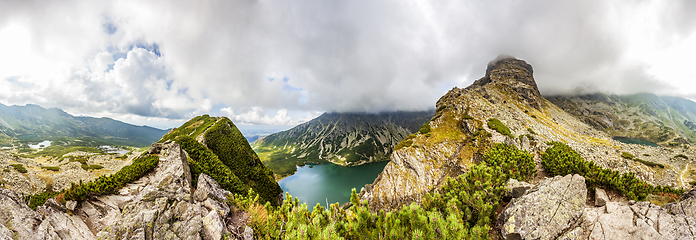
471 56 544 110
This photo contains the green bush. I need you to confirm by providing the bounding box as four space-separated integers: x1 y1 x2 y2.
394 139 414 151
463 115 474 120
176 135 250 198
621 152 634 159
483 143 536 181
632 158 664 168
419 122 431 134
541 142 682 201
25 191 60 210
10 164 27 173
487 118 513 138
63 155 159 202
26 154 159 209
82 164 104 170
527 128 536 135
41 166 60 171
675 154 689 160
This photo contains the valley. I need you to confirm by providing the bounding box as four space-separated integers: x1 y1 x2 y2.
252 111 433 178
2 57 696 239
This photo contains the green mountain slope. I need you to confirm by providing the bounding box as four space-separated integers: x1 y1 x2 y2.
0 103 167 146
160 115 283 205
252 111 433 177
547 93 696 146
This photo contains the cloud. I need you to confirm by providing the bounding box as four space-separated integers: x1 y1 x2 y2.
220 107 322 126
1 0 696 128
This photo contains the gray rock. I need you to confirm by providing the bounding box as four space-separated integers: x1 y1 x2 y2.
243 226 254 240
0 224 12 239
194 173 232 203
498 174 587 240
66 200 77 211
35 205 96 239
202 210 227 240
504 178 533 198
0 189 43 239
584 201 696 239
44 198 67 212
595 188 608 207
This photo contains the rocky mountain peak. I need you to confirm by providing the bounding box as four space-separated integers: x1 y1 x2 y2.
471 55 544 110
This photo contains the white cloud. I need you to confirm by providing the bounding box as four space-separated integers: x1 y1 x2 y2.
1 0 696 127
221 107 322 126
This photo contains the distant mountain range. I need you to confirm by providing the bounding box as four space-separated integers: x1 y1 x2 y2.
0 103 167 147
548 93 696 146
252 111 434 177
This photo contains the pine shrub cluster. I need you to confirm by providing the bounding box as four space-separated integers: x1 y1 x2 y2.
203 118 283 207
26 154 159 209
541 142 683 201
63 155 159 202
235 143 536 239
10 164 27 173
176 135 250 199
486 118 513 138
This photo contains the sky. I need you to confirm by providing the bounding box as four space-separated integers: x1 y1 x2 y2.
0 0 695 130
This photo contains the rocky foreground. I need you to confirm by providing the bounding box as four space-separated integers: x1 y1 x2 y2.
0 142 253 240
499 174 696 239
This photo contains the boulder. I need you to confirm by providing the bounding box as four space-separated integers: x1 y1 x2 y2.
194 173 232 203
504 178 533 198
0 189 43 239
497 174 587 240
594 188 608 207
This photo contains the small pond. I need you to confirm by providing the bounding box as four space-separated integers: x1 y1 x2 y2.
613 137 660 147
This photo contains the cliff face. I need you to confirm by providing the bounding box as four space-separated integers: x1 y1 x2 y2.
0 142 254 239
360 56 696 211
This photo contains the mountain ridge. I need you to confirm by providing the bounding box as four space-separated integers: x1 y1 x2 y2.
252 111 433 177
0 103 167 147
548 93 696 146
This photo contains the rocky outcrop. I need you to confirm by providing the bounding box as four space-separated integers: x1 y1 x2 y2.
498 174 587 240
471 56 544 110
0 142 255 240
359 141 466 211
664 188 696 217
583 201 696 239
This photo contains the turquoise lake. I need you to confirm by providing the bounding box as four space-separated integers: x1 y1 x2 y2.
613 137 660 147
278 161 389 209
